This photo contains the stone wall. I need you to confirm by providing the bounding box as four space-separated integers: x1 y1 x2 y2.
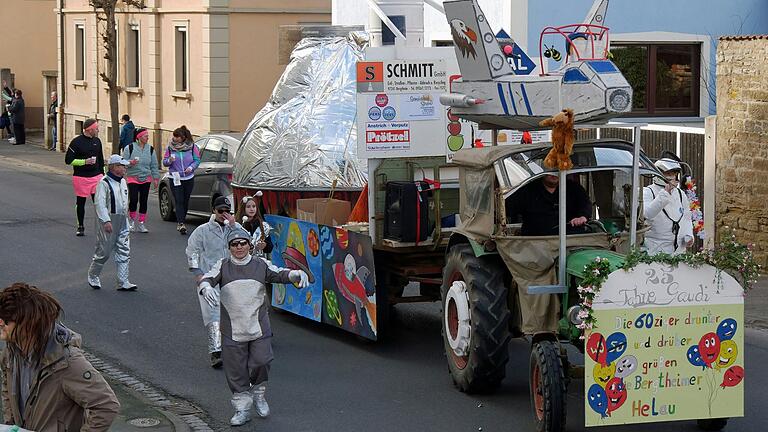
716 36 768 266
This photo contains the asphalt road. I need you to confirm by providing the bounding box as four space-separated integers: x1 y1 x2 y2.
1 157 767 432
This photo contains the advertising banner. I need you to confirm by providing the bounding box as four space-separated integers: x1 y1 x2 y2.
357 59 449 158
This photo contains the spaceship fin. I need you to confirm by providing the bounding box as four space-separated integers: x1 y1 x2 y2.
444 0 515 80
584 0 609 26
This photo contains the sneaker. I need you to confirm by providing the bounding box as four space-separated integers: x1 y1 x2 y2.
137 222 149 233
129 219 136 232
117 282 138 291
210 351 223 369
8 138 15 144
179 224 187 235
87 276 102 290
76 226 85 236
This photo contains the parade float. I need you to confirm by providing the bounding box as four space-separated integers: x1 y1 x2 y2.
231 0 757 430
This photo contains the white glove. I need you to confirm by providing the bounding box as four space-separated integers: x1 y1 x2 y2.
289 270 309 288
200 286 219 308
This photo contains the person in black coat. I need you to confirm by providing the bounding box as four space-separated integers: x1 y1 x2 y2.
7 89 25 145
506 174 592 236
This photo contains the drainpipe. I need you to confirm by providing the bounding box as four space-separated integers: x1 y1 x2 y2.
58 0 65 149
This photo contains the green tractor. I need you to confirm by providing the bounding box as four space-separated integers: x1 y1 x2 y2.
441 137 656 431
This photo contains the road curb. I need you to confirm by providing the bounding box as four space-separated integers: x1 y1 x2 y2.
83 351 215 432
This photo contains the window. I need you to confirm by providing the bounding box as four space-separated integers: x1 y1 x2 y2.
432 40 454 47
75 120 84 134
610 43 700 116
126 24 140 88
75 24 86 80
199 138 224 163
174 24 189 92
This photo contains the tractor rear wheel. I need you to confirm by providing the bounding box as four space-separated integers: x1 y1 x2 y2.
441 244 511 393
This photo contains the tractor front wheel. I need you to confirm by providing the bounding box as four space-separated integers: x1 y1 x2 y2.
697 418 728 431
529 340 567 432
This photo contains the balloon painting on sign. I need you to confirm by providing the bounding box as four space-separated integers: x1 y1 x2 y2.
586 331 633 417
686 318 744 416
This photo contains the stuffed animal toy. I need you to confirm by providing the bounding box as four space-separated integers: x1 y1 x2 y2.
539 108 575 170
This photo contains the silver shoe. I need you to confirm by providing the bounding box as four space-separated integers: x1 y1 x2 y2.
229 392 253 426
117 282 138 291
87 276 102 289
129 219 136 232
137 222 148 233
251 384 270 418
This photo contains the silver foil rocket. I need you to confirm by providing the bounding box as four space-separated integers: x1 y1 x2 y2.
233 32 369 190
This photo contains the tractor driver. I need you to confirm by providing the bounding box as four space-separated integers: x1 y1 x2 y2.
506 174 592 235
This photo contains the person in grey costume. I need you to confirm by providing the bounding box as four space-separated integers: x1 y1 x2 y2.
198 227 308 426
186 196 237 368
87 155 137 291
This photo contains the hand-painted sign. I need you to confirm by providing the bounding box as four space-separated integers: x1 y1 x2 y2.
585 263 744 426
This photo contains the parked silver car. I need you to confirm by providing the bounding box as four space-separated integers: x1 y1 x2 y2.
158 133 242 221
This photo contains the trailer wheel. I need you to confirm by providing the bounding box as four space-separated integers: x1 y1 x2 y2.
697 419 728 431
529 340 567 432
441 244 510 393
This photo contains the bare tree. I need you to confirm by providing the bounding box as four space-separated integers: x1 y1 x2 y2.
90 0 145 153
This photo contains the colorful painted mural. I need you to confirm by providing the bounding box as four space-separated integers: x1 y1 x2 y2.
319 225 377 340
265 215 324 322
264 215 378 339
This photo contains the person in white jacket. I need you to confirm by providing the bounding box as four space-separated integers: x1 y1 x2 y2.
186 196 238 368
87 155 137 290
642 158 694 255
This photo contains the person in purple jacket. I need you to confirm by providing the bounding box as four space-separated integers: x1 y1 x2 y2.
162 125 200 235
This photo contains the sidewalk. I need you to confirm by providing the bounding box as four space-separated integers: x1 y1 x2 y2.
0 350 192 432
0 131 70 176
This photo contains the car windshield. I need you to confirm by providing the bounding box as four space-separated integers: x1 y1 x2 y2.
498 143 656 193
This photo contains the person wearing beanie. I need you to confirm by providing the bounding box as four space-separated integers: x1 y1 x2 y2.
186 196 238 368
122 128 160 233
642 158 694 255
87 155 137 291
198 227 308 426
65 118 105 237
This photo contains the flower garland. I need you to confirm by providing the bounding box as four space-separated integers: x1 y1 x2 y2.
684 177 706 239
576 257 612 336
576 227 761 337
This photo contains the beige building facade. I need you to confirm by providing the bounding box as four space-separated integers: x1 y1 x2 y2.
715 35 768 266
0 0 58 131
57 0 330 150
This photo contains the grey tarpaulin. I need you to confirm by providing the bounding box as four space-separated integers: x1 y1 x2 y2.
233 32 369 190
